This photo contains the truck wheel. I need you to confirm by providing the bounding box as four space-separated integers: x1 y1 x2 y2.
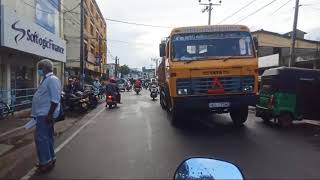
278 113 293 128
230 106 248 127
169 107 182 128
160 90 166 110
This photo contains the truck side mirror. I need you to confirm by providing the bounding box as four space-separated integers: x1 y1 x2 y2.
253 37 259 52
159 43 166 57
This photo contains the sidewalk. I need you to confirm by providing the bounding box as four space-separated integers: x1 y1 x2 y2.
0 109 89 178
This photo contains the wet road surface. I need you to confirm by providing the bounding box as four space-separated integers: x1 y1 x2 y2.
30 90 320 179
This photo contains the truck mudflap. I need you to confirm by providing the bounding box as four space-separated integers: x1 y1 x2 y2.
173 94 257 112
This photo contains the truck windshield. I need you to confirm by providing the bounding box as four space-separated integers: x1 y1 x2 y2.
172 31 254 61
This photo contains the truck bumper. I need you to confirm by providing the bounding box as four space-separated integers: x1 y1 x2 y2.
173 94 257 112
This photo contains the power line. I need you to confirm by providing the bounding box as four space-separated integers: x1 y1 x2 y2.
234 0 278 24
23 0 56 14
105 18 172 29
64 3 80 13
270 0 292 15
217 0 259 24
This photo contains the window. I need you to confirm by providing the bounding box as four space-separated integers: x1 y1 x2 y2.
90 2 94 13
90 23 94 35
172 31 254 61
90 44 95 54
84 15 88 27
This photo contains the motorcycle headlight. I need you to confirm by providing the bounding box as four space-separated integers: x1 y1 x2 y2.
177 89 188 95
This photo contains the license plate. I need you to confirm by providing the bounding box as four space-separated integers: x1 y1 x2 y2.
209 102 230 108
107 99 112 102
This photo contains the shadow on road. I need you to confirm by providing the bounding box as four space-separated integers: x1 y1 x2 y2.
170 112 250 137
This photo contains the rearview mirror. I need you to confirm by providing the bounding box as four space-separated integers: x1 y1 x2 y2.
159 43 166 57
174 158 244 180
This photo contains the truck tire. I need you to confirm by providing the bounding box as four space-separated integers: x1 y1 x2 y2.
169 107 182 128
160 89 166 110
230 106 248 127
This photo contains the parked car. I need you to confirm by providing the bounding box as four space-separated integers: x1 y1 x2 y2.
116 79 126 92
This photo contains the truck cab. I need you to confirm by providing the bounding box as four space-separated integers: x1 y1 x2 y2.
158 25 259 127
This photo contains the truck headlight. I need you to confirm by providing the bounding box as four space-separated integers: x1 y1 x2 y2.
243 85 253 92
177 89 188 95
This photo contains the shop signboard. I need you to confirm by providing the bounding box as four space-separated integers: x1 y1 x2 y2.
1 6 66 62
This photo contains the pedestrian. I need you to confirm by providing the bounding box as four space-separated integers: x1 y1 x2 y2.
32 59 61 173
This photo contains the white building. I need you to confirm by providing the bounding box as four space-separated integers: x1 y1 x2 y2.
0 0 66 105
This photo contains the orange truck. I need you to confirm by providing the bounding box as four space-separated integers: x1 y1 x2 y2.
157 25 259 127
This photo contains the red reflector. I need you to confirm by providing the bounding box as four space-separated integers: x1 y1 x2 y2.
170 72 177 77
208 88 225 94
108 96 112 99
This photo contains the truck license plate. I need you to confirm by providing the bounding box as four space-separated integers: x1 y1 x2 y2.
209 102 230 108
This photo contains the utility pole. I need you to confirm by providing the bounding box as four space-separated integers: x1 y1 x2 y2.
80 0 85 87
151 58 159 77
114 56 119 79
289 0 300 67
198 0 222 25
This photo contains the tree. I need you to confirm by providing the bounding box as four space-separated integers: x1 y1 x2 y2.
119 65 130 77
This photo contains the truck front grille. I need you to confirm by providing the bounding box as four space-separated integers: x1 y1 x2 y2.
176 76 255 95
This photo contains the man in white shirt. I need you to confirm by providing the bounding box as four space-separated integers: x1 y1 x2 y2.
31 59 61 173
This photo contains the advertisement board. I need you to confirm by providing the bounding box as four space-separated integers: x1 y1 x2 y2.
35 0 60 34
1 6 66 62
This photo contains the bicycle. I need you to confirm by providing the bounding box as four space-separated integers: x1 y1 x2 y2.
0 99 13 120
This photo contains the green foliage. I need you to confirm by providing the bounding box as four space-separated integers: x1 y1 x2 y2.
119 64 130 76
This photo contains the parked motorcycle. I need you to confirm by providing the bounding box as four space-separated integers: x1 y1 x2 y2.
150 85 158 100
106 94 117 109
62 91 89 112
84 85 100 108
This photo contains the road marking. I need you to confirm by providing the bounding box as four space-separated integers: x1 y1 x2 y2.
145 118 153 151
20 107 105 180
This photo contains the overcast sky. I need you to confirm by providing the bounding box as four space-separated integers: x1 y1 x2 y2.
96 0 320 69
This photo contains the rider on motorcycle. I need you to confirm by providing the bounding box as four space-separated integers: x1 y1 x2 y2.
105 78 121 104
93 78 102 96
149 78 158 91
134 79 142 88
65 78 76 94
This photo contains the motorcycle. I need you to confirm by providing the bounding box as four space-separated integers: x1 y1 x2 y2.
150 85 158 100
106 94 117 109
125 84 132 92
134 86 142 95
85 89 99 108
62 91 89 112
174 158 244 180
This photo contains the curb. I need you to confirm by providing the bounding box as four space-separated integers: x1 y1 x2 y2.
0 126 25 139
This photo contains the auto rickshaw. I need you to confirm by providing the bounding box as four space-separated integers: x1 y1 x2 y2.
256 67 320 127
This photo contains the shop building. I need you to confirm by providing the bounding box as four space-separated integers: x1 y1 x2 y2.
63 0 107 80
0 0 66 107
253 29 320 73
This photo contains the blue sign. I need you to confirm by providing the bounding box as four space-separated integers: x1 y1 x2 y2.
35 0 60 34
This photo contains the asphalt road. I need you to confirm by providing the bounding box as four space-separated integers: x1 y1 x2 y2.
31 90 320 179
